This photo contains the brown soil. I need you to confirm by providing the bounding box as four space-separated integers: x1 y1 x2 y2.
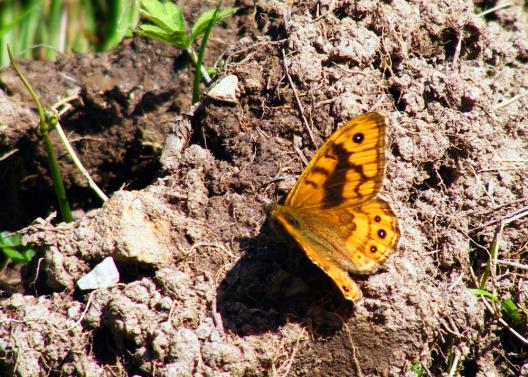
1 1 527 376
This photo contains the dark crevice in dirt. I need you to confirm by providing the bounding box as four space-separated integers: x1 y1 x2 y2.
0 38 184 230
440 24 483 62
388 83 406 112
415 162 458 191
92 327 119 365
461 356 478 377
498 330 528 372
132 90 179 115
441 28 460 61
468 232 490 277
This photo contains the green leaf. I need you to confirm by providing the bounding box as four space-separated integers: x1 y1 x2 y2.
190 7 237 42
0 232 35 264
411 363 423 377
22 248 36 263
2 246 27 263
0 232 22 248
165 1 185 32
502 298 523 327
140 0 185 33
140 0 165 21
137 24 190 48
467 288 498 301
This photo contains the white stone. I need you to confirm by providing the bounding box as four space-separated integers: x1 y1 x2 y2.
77 257 119 290
207 75 238 103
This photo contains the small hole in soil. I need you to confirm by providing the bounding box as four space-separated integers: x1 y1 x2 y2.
92 327 118 365
416 162 458 191
441 28 459 60
441 25 482 63
460 24 482 60
460 357 478 377
388 84 406 111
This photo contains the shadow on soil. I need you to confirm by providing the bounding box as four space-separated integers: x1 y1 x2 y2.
216 220 356 336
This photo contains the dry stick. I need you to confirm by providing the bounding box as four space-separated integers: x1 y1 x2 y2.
53 122 109 202
472 205 528 230
51 102 109 202
491 208 528 278
309 0 335 23
497 260 528 270
281 49 317 147
469 264 528 346
344 323 365 377
277 328 306 377
451 30 463 70
480 293 528 345
494 91 528 110
53 290 97 333
476 2 513 17
0 148 18 161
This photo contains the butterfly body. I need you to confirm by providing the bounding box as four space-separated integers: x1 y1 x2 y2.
269 112 400 301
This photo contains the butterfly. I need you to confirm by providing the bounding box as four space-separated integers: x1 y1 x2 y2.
268 112 400 301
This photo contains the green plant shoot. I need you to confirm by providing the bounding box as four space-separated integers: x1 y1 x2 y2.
136 0 237 88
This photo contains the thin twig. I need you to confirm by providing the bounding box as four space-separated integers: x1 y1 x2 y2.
50 99 108 202
344 323 365 377
479 293 528 345
497 260 528 270
309 0 335 23
293 136 309 166
494 91 528 110
277 328 305 377
472 205 528 230
452 30 463 70
281 48 316 147
0 149 18 161
53 290 97 333
448 350 460 376
476 2 513 17
53 121 108 202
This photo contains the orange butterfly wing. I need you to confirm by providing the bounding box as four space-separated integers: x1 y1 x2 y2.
270 112 400 301
285 112 387 209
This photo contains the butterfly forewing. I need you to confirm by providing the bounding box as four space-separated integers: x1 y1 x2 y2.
286 112 387 210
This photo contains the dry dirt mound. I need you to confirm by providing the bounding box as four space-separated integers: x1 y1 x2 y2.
0 1 527 376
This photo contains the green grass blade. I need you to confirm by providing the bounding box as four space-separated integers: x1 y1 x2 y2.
0 232 22 248
101 0 140 51
502 298 524 327
467 288 498 301
19 0 41 59
46 0 62 60
1 246 27 263
479 227 500 289
192 2 221 104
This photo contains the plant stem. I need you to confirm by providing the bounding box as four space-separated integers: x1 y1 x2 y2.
7 45 73 223
187 47 211 84
191 3 220 104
